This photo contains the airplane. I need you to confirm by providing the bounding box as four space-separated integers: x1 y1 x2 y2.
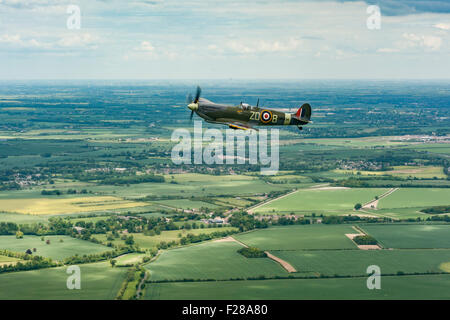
186 86 311 132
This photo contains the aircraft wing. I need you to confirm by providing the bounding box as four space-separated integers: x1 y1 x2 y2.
227 121 257 131
206 119 257 131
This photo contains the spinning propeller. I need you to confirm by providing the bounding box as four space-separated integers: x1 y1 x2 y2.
186 86 201 120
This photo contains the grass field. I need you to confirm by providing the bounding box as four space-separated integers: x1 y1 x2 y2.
93 227 237 250
234 225 357 250
377 188 450 209
360 224 450 249
0 212 49 224
0 262 126 300
411 143 450 155
67 215 113 224
274 249 450 276
154 199 219 210
115 253 147 266
0 235 112 260
211 197 254 208
253 188 388 214
364 207 430 220
0 196 150 215
145 274 450 300
84 174 306 200
0 255 22 266
145 241 287 281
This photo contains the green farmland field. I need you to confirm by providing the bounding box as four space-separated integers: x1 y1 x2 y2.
0 262 126 300
274 249 450 276
253 187 388 215
0 255 22 265
411 143 450 155
115 253 147 266
0 212 49 224
360 224 450 249
87 176 303 200
234 225 357 250
377 188 450 209
145 241 287 281
0 235 112 260
154 199 219 210
365 207 438 220
145 274 450 300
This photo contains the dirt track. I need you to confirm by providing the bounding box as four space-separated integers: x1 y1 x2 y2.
362 187 398 209
265 251 297 273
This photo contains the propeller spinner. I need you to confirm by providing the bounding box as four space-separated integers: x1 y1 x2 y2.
187 86 201 120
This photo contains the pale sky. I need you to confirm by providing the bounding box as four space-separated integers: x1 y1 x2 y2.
0 0 449 79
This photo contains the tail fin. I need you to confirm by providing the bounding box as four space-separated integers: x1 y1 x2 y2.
294 103 312 122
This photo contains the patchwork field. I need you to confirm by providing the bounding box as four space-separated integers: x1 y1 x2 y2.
145 241 287 281
145 274 450 300
274 249 450 276
0 235 112 260
252 188 388 215
360 224 450 249
0 196 149 215
0 262 127 300
81 177 303 200
234 225 357 250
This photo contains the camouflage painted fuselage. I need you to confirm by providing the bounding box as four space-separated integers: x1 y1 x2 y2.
194 98 310 130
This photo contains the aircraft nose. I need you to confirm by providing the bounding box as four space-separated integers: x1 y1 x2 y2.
188 103 198 111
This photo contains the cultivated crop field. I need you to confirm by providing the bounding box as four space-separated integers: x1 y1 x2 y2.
273 249 450 276
0 196 149 215
0 262 127 300
0 235 111 260
145 275 450 300
377 188 450 209
233 225 357 250
359 224 450 249
252 187 388 215
145 241 287 281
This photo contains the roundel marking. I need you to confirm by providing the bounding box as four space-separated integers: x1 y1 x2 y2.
260 110 273 124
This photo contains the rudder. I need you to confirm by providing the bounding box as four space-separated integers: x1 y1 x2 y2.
295 103 311 121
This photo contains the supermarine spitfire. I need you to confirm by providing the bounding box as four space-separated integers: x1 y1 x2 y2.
186 86 311 132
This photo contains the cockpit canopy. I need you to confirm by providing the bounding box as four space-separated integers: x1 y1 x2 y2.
241 103 251 110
